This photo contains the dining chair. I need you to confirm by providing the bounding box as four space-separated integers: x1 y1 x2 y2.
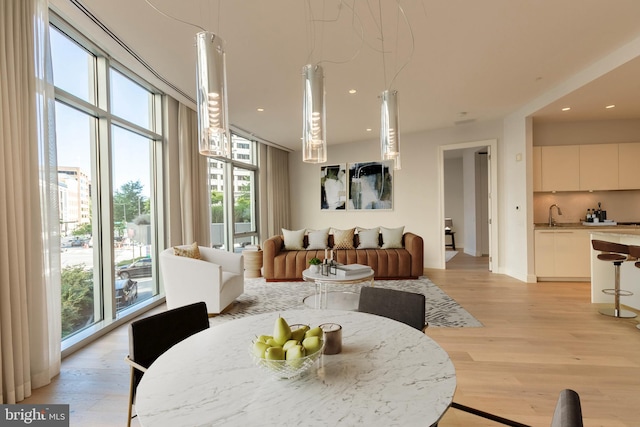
448 388 583 427
125 301 210 427
357 286 427 331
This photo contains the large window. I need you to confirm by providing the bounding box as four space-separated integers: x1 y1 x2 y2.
209 134 259 251
50 20 163 346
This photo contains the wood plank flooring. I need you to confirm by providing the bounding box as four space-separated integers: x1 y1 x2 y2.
22 252 640 426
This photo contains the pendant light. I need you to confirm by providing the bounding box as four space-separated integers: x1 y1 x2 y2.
380 89 401 170
302 63 327 164
196 31 230 158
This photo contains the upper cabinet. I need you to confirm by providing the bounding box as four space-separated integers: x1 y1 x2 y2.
619 142 640 189
534 142 640 192
540 145 580 191
579 144 618 191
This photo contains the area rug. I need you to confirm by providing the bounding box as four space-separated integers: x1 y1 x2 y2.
210 276 482 328
445 250 458 262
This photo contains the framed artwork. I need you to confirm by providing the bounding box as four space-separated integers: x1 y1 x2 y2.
347 161 393 210
320 164 347 210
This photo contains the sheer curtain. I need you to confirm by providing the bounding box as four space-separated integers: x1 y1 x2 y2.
0 0 61 404
177 103 210 246
259 144 291 238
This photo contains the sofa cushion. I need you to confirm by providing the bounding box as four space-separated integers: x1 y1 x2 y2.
306 228 330 250
381 226 405 249
357 227 380 249
173 242 202 260
282 228 306 250
332 228 355 249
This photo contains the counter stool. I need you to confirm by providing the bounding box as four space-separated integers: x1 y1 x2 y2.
627 245 640 329
592 240 636 318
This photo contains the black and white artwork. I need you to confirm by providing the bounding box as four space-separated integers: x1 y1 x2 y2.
347 161 393 210
320 164 347 210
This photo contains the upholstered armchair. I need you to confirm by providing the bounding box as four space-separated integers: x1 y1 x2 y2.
159 246 244 315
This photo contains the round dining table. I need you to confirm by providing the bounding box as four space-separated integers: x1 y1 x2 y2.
135 309 456 426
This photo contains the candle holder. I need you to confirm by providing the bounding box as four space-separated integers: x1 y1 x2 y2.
319 323 342 355
321 262 330 276
330 260 337 275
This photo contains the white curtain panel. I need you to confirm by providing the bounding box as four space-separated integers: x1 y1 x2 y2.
0 0 61 404
264 145 291 237
178 103 210 246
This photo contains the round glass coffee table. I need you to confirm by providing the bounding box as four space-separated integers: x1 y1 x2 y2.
302 267 374 309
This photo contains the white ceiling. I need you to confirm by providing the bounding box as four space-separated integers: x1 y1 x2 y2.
57 0 640 150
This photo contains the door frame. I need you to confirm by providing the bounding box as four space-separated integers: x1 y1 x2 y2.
438 139 498 271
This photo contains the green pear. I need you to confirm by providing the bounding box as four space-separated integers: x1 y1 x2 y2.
273 316 292 345
265 338 280 347
286 344 307 368
282 339 300 352
265 346 285 361
302 336 323 355
290 325 309 342
304 326 323 339
252 341 271 358
257 335 272 343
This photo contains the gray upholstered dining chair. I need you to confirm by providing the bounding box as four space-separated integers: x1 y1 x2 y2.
125 301 210 427
448 388 583 427
357 286 427 331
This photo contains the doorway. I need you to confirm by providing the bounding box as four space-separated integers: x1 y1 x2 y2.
439 139 498 271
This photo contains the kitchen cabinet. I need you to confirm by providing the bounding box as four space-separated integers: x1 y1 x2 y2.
579 144 618 190
535 229 591 279
618 142 640 189
540 145 580 191
532 146 542 192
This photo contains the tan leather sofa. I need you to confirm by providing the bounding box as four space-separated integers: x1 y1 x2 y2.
263 232 423 282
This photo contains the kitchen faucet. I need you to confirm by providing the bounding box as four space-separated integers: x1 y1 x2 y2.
548 204 563 226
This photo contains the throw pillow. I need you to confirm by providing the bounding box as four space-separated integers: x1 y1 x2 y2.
357 227 380 249
306 228 330 250
282 228 306 250
380 226 404 249
332 228 355 249
173 242 202 259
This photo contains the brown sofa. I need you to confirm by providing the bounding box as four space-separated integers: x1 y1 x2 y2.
263 232 423 282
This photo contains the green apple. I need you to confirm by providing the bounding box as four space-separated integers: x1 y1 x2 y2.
282 339 300 352
290 325 309 342
286 344 307 368
273 316 292 345
304 326 323 339
265 346 285 360
302 336 323 355
252 341 271 358
257 335 272 343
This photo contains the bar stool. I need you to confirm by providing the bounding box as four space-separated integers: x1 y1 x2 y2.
591 240 636 318
627 244 640 329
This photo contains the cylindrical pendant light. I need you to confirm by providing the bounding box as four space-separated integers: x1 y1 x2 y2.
302 64 327 164
380 89 401 170
196 31 230 158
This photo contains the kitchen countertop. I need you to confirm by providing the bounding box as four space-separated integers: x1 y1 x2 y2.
534 222 640 230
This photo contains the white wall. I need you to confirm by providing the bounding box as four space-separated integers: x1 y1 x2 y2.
288 120 504 270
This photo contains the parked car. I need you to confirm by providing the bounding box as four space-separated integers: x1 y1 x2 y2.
117 257 152 279
115 278 138 309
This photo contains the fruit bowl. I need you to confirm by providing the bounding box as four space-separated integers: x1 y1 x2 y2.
249 342 324 380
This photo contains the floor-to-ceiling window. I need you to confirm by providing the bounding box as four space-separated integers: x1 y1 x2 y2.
50 17 164 348
209 134 259 251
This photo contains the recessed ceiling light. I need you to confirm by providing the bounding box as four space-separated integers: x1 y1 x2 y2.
561 107 571 111
257 108 264 112
366 128 372 132
605 104 615 109
348 89 357 94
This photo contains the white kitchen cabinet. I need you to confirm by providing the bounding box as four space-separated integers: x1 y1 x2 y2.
540 145 580 191
535 229 591 279
532 146 542 192
618 142 640 189
579 144 618 190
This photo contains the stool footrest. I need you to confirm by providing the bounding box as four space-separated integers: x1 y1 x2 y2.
602 289 634 297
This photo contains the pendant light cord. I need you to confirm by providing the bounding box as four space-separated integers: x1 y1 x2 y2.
144 0 207 33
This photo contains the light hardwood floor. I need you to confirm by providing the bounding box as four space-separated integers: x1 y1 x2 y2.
23 253 640 426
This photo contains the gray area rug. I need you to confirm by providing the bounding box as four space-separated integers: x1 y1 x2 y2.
211 276 482 328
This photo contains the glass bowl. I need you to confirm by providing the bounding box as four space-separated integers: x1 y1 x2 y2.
249 342 324 379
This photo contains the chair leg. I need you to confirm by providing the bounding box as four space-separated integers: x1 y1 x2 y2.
450 402 531 427
127 366 135 427
599 262 636 318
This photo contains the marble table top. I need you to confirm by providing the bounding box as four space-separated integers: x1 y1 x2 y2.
135 309 456 427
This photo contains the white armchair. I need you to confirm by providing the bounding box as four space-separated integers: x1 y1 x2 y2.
159 246 244 315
